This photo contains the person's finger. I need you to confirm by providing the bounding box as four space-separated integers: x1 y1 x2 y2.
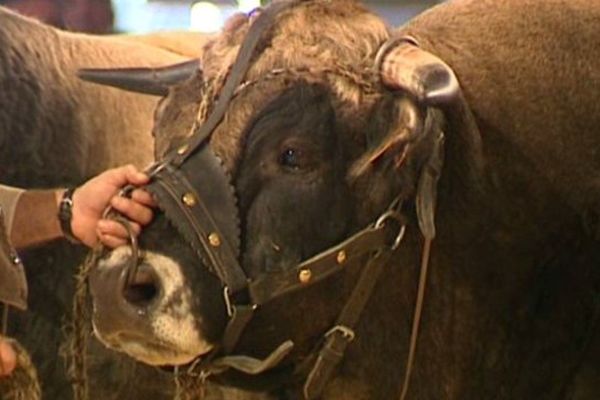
110 196 153 225
0 339 17 377
98 219 141 239
98 219 127 238
97 229 129 248
102 164 149 189
124 164 150 186
130 189 156 207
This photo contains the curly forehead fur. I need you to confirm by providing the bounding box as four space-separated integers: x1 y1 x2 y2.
194 0 391 169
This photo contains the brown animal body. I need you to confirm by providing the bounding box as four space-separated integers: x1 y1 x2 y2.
0 6 194 399
87 1 599 399
114 31 213 59
0 6 193 187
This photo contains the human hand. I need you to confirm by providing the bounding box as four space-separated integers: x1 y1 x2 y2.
70 165 155 248
0 338 16 377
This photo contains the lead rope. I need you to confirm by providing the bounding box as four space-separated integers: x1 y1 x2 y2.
173 365 208 400
1 287 41 400
63 248 103 400
64 215 137 400
1 304 41 400
398 237 432 400
0 335 41 400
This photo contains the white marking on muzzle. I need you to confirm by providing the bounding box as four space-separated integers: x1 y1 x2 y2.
94 246 213 366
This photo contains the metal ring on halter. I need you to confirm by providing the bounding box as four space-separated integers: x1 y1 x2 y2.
110 215 141 285
375 210 407 250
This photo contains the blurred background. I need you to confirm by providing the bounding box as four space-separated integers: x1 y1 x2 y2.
0 0 443 34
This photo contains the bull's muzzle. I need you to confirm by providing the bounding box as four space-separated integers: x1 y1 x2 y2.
89 256 161 344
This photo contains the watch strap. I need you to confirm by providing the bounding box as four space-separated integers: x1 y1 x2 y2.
58 187 80 244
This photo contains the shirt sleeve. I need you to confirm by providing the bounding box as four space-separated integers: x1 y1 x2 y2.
0 184 25 236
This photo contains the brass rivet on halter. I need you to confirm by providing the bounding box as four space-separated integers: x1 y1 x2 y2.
208 233 221 247
336 250 347 265
182 193 197 207
298 269 312 284
177 144 189 155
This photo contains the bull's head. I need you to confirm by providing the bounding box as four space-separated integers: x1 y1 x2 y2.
84 0 459 393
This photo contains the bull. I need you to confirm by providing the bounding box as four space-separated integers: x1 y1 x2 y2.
84 0 599 399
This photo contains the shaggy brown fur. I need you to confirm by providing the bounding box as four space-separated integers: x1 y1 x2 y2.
385 1 600 398
153 1 390 169
210 2 388 169
401 0 600 220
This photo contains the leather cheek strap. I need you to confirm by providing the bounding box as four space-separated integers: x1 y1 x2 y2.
248 221 392 305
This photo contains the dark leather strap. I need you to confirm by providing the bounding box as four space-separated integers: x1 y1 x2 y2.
398 238 433 400
58 187 81 244
145 0 300 295
222 304 255 354
248 222 390 306
147 147 246 291
151 179 245 291
170 0 298 166
304 247 396 399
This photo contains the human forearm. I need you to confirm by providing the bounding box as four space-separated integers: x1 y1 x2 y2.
3 165 154 250
10 189 64 249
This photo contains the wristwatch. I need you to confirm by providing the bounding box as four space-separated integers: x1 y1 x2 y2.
58 187 80 244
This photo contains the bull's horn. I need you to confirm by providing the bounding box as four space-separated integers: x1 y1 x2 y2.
376 36 459 106
78 59 200 96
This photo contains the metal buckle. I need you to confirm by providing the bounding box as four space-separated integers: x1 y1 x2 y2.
223 286 257 317
375 210 407 250
144 161 167 178
325 325 355 342
223 286 234 317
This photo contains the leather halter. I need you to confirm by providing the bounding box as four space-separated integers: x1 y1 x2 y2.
123 2 444 398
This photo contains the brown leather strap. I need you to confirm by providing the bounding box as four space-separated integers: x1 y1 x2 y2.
150 161 246 292
170 0 299 166
248 222 390 306
398 238 432 400
302 210 406 399
222 304 255 354
303 246 396 399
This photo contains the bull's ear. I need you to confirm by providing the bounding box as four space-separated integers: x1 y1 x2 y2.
350 97 424 177
352 36 458 176
78 59 200 96
376 36 459 106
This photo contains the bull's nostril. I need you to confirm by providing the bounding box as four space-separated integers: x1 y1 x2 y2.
123 268 160 307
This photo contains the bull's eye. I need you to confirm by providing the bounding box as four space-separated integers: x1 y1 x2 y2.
279 148 304 170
